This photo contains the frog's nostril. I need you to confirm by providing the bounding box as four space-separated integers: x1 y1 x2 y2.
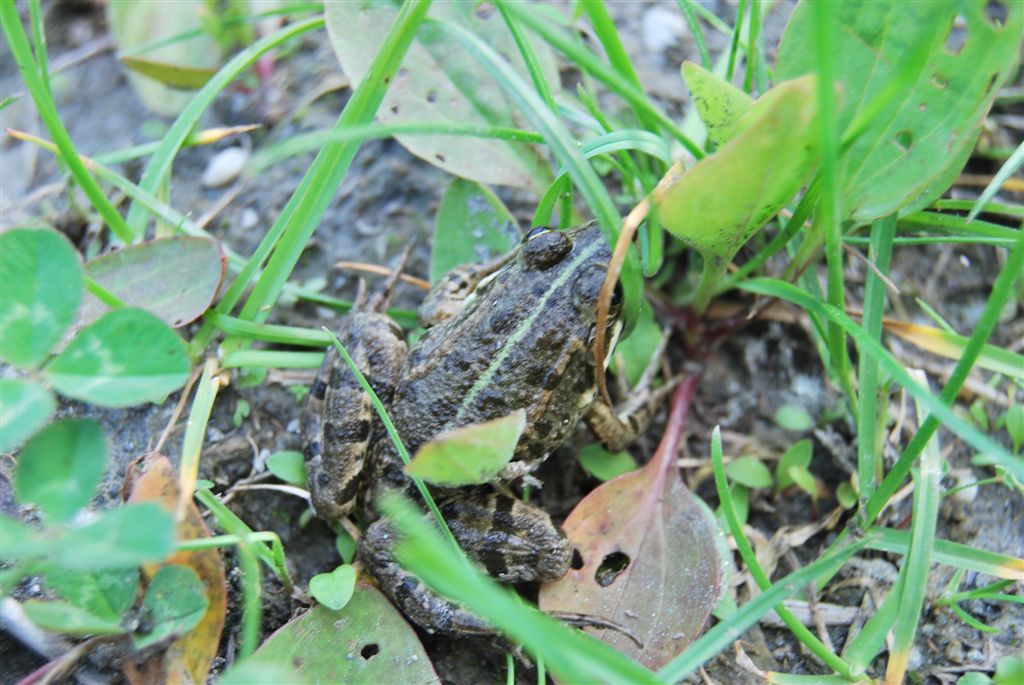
595 551 630 586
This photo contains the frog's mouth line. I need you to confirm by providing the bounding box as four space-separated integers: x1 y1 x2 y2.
448 237 608 429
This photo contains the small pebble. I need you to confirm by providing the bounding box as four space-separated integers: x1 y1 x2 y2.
201 147 249 188
642 6 686 54
240 207 259 230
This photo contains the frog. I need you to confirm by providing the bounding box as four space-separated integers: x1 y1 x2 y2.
302 222 666 635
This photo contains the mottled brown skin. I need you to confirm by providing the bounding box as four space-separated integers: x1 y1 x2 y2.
305 223 653 634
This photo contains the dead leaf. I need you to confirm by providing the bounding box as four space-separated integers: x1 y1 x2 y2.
539 379 724 669
125 454 226 685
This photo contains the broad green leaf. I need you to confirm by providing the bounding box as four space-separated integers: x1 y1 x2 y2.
777 1 1024 223
681 61 753 147
251 585 439 684
725 456 773 489
44 308 190 407
15 419 107 523
107 1 221 116
308 564 356 611
405 410 526 487
776 439 813 491
431 178 519 284
655 75 820 310
0 514 59 563
119 55 217 90
45 567 139 623
80 236 226 328
0 228 83 369
133 564 209 649
577 443 637 482
325 1 556 191
57 503 176 570
267 450 307 486
220 661 302 685
0 379 55 453
23 599 127 636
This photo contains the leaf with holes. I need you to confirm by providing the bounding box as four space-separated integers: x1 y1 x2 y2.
250 584 439 684
80 236 226 329
777 0 1024 223
538 382 724 668
325 1 555 191
44 308 190 407
0 228 83 369
431 178 520 284
405 410 526 487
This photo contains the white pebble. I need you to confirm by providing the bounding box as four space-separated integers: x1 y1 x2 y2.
240 207 259 230
201 147 249 188
642 6 686 54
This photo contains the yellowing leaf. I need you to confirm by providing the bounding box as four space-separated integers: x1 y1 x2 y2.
405 410 526 487
883 319 1024 381
655 75 820 311
681 61 753 147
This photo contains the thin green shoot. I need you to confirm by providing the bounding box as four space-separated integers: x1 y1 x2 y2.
968 140 1024 222
677 0 712 69
724 0 748 84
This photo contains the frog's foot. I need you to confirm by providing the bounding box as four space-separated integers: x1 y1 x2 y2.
586 328 680 451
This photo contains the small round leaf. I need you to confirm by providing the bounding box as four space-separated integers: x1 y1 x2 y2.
309 564 357 611
44 308 190 407
405 410 526 487
0 228 83 368
267 451 307 487
15 418 107 523
133 564 209 649
725 455 773 489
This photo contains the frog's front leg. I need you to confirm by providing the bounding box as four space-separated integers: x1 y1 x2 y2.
302 313 406 521
359 490 570 634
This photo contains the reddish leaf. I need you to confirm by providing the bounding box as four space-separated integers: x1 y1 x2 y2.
81 236 226 329
538 379 724 668
125 454 227 685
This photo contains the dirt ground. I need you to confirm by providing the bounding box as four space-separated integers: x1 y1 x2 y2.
1 2 1021 684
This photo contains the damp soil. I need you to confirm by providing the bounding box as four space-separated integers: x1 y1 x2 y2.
2 2 1021 684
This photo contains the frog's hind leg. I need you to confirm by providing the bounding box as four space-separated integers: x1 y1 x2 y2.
358 491 570 635
585 327 681 451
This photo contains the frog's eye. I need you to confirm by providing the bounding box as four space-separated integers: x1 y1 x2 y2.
521 229 572 270
523 226 553 242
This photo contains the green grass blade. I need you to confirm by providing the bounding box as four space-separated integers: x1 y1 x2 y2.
862 228 1024 521
677 0 712 69
866 528 1024 580
739 278 1019 476
220 350 323 369
124 16 325 232
1 2 134 243
899 211 1019 241
230 2 430 330
968 140 1024 222
499 2 702 158
724 0 747 83
885 371 942 683
495 0 556 111
709 428 854 677
856 215 895 501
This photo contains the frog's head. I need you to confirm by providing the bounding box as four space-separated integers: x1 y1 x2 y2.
503 221 624 364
